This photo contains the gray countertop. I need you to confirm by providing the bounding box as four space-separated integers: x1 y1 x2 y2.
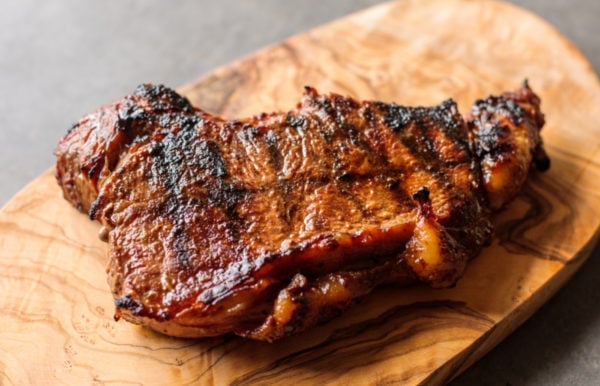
1 1 598 384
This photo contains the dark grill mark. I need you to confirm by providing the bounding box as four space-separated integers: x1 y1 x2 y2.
380 100 475 215
196 140 228 178
156 116 227 179
206 179 247 218
265 129 283 171
172 225 191 269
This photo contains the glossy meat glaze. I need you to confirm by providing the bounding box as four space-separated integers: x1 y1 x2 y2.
55 83 547 341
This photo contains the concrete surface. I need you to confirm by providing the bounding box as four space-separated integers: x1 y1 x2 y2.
0 1 598 384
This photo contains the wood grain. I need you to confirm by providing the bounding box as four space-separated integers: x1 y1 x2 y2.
1 0 599 384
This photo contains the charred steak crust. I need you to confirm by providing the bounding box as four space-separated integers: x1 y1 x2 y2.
55 83 548 341
467 81 549 210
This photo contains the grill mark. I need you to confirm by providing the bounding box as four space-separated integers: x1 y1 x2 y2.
276 179 297 228
287 100 420 224
172 225 192 269
308 95 339 145
206 179 247 230
393 100 467 164
360 104 418 212
375 100 477 220
196 140 228 178
336 173 414 221
314 99 376 181
340 110 413 217
148 134 189 274
149 116 243 270
265 128 283 172
361 103 394 160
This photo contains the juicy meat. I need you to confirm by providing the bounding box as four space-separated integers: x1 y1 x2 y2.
55 82 548 341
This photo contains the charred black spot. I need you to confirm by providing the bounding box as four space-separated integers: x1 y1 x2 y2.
114 294 144 315
386 99 462 134
132 84 193 113
472 95 526 126
412 186 435 218
287 114 305 129
150 143 180 193
385 104 412 132
118 99 148 130
315 95 337 117
412 186 430 203
336 172 354 182
434 100 461 131
473 122 514 158
241 124 259 139
175 115 203 134
504 98 525 124
386 177 400 191
331 97 359 127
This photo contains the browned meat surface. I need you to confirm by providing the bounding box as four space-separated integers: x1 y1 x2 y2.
468 81 549 210
55 82 548 341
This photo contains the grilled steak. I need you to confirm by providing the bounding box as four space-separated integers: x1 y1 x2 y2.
55 82 548 341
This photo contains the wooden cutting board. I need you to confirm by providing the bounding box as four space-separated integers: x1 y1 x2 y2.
1 0 599 384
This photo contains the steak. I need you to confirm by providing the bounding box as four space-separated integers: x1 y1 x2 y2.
55 82 548 341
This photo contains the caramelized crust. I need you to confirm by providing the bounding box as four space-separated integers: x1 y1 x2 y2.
468 81 549 210
55 85 194 213
55 83 547 341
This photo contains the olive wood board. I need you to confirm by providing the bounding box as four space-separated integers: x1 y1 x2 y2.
1 0 599 384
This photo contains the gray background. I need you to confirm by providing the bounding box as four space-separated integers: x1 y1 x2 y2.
0 0 598 384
